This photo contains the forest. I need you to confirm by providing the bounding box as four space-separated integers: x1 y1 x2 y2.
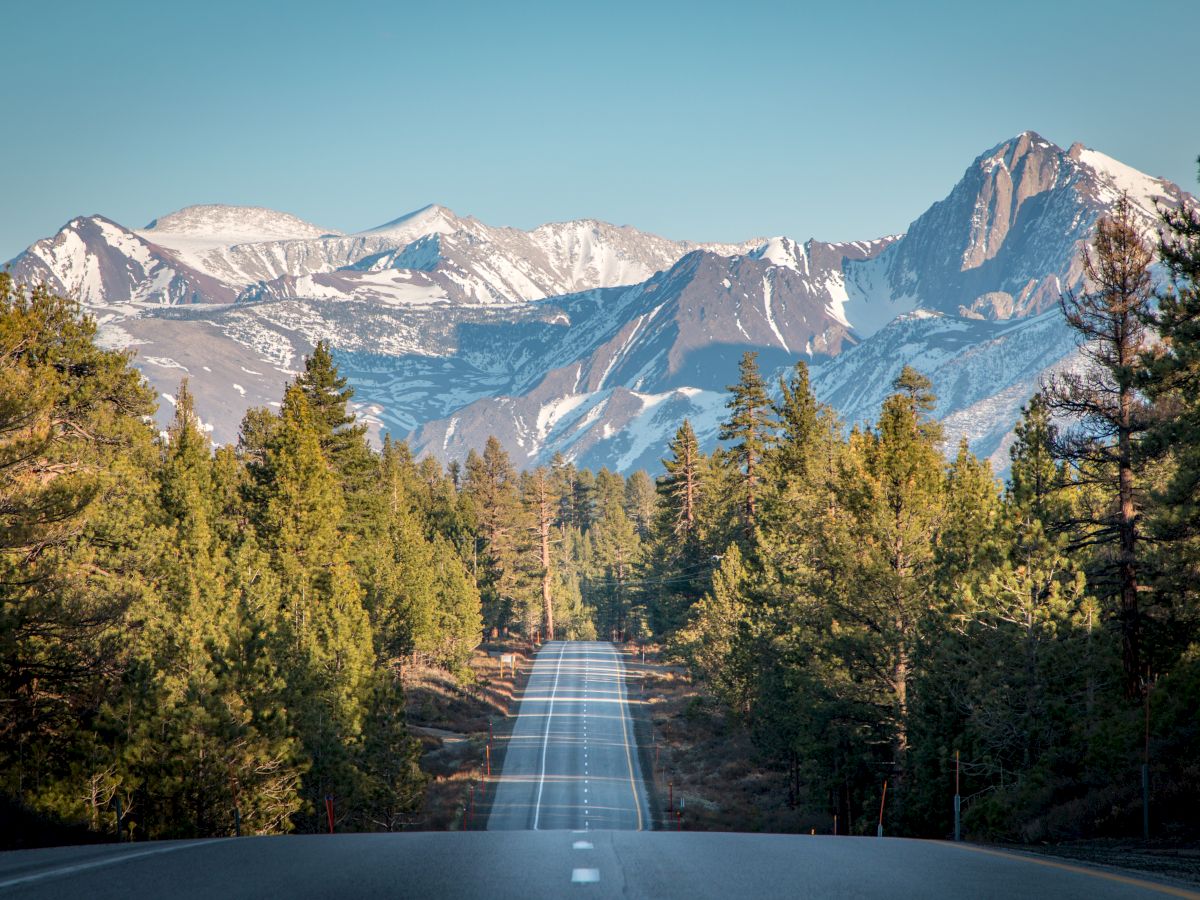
1 188 1198 843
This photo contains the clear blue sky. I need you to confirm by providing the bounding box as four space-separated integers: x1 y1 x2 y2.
2 0 1197 262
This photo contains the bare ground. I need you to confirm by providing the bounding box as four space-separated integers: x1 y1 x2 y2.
403 643 533 831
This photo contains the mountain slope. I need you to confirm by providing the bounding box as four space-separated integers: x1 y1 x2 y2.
8 215 239 306
5 132 1194 473
840 131 1190 334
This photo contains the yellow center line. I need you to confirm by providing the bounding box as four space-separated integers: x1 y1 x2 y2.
944 842 1200 899
614 644 644 831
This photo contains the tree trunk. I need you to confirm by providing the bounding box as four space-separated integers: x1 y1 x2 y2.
893 625 909 761
540 503 554 641
1118 394 1140 697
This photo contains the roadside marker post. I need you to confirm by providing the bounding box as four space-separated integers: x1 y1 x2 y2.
325 795 335 834
877 779 888 837
486 742 492 777
1142 676 1152 841
234 806 241 838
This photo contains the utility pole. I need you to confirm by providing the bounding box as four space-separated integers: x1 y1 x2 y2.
954 751 961 842
1142 674 1153 841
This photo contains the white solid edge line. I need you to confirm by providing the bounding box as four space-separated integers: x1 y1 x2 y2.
532 641 567 831
0 839 234 890
614 643 647 831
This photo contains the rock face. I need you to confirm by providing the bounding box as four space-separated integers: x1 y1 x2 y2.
4 133 1195 473
839 132 1189 335
8 215 239 306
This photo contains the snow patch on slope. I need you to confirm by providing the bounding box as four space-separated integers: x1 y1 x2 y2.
1075 149 1174 210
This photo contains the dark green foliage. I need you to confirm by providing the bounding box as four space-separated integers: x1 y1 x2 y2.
677 337 1199 841
720 351 776 537
0 303 481 840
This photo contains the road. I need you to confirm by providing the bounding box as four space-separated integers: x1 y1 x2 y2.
487 640 650 831
1 640 1196 899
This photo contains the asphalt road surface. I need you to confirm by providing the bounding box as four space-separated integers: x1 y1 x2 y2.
487 639 649 831
2 640 1196 899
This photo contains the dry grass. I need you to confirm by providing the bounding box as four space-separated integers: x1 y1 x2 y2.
404 644 534 830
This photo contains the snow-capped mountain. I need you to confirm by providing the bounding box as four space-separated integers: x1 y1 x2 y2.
838 132 1189 334
4 132 1194 474
249 207 762 307
9 215 239 306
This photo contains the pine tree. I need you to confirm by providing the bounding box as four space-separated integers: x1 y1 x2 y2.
356 673 425 831
623 470 657 541
674 543 755 717
588 469 643 640
522 467 558 641
645 420 714 635
0 274 159 821
930 398 1098 798
771 360 822 483
1046 195 1155 697
659 420 703 544
294 341 369 474
720 351 776 537
825 367 945 765
463 437 527 636
1140 165 1200 667
253 384 374 831
938 440 1003 596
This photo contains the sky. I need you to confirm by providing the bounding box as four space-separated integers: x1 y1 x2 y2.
1 0 1197 262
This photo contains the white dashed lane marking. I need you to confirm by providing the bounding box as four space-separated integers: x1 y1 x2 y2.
572 868 601 884
573 841 593 850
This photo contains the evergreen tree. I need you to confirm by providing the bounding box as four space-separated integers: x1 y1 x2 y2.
720 351 776 538
1140 164 1200 667
294 341 370 477
588 469 643 640
0 274 159 824
356 673 425 831
463 437 527 635
522 467 559 640
674 543 755 716
824 367 945 768
623 470 657 541
658 420 703 545
253 385 375 831
771 360 823 483
1047 195 1155 697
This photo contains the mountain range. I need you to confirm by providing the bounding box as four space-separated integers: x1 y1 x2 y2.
6 131 1194 474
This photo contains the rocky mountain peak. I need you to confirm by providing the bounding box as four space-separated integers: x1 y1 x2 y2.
357 204 467 239
963 133 1068 270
